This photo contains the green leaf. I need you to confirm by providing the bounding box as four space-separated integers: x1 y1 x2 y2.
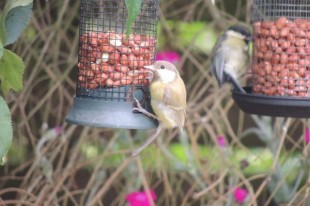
0 0 33 45
125 0 142 38
4 3 33 46
4 0 33 9
0 96 13 162
0 49 24 94
0 41 3 59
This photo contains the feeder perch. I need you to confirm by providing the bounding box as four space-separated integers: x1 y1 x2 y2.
66 0 159 129
233 0 310 117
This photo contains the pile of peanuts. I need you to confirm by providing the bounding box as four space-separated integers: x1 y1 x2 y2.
252 17 310 97
77 32 156 89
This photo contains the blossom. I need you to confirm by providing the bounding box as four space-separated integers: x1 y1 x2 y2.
125 190 157 206
305 128 310 144
216 136 226 148
54 126 63 135
156 50 181 65
234 187 248 204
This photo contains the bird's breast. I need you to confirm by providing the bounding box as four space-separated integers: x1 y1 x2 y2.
149 81 179 128
222 38 249 79
151 101 177 128
150 81 165 102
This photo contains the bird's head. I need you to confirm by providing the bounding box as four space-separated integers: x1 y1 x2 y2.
226 25 252 44
144 61 179 83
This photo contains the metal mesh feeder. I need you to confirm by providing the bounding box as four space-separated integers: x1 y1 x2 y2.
66 0 159 129
232 0 310 117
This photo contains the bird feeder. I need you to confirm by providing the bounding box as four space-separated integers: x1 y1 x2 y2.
233 0 310 117
66 0 159 129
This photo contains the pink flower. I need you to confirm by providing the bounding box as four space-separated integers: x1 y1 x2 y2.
156 50 181 65
54 126 63 135
305 128 310 144
234 187 248 204
216 136 226 147
125 190 156 206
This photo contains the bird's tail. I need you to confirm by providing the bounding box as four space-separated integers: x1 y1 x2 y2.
131 124 164 156
225 72 246 93
230 77 246 93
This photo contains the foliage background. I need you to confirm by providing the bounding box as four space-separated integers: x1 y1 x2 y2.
0 0 309 205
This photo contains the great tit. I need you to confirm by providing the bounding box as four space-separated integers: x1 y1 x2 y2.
210 25 251 93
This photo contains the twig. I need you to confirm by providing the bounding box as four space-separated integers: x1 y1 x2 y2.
87 158 132 206
193 171 227 199
136 156 156 206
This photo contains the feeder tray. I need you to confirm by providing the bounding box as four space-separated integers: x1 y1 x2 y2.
232 87 310 118
66 86 158 129
66 0 159 129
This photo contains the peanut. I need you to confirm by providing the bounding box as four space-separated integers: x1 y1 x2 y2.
78 32 156 88
117 46 132 54
109 33 122 47
134 34 142 45
113 80 121 87
95 73 108 83
270 26 278 38
120 76 133 85
276 17 287 29
100 45 114 53
115 64 130 73
100 63 114 73
106 78 114 87
120 54 129 66
127 70 140 78
88 79 99 89
276 86 285 96
97 52 109 63
128 54 138 68
91 63 100 73
279 28 289 37
110 72 123 81
88 32 98 47
261 21 273 29
109 52 120 65
253 17 310 96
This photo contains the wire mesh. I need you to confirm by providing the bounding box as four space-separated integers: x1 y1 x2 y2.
252 0 310 97
76 0 158 103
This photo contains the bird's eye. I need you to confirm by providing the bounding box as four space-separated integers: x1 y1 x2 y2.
160 65 165 69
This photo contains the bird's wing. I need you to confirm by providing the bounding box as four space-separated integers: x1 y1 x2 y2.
214 50 227 86
210 35 227 86
163 78 187 130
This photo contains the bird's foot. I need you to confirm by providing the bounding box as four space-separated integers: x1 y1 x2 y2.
132 98 159 120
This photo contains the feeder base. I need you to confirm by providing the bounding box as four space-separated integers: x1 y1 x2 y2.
232 87 310 118
66 97 158 129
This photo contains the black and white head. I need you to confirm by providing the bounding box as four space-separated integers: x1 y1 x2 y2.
226 25 252 44
144 61 179 83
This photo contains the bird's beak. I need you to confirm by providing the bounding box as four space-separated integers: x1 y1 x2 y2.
143 65 155 71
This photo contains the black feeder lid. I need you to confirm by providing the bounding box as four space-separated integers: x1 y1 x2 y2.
66 86 158 129
232 87 310 118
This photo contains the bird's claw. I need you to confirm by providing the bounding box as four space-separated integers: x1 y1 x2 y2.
132 98 159 120
132 107 142 113
132 98 147 114
132 98 144 110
